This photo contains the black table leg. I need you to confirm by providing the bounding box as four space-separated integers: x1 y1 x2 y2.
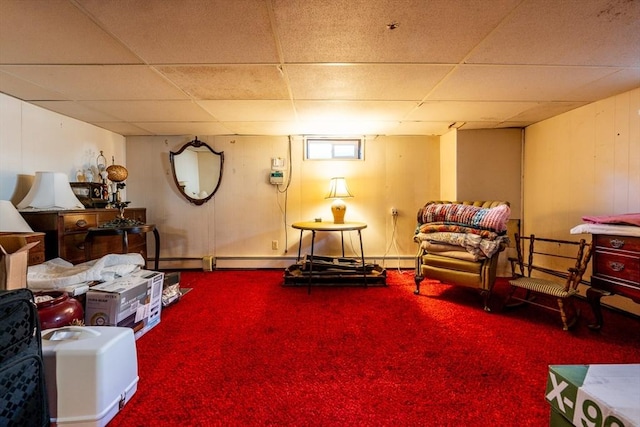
358 230 366 287
308 230 316 295
152 227 160 271
297 230 303 261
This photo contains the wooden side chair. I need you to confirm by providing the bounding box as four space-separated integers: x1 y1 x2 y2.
506 233 592 330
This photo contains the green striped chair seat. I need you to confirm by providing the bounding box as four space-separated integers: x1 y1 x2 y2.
509 277 576 298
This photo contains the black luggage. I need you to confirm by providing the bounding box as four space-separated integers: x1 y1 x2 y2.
0 288 49 427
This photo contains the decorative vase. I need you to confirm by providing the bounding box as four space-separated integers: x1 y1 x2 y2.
35 291 84 330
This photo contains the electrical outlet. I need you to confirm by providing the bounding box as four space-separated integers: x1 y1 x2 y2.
272 240 279 250
391 207 398 216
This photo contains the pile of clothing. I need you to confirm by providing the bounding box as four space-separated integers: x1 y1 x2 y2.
414 202 511 261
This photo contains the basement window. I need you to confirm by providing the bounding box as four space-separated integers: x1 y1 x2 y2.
304 137 363 160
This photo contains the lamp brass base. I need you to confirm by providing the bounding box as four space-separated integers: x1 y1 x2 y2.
331 200 346 224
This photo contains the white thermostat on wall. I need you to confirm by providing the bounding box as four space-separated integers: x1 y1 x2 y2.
270 157 285 184
270 170 284 184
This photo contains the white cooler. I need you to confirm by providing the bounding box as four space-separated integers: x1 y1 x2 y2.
41 326 139 427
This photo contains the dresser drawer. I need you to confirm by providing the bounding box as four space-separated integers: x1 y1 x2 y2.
97 209 146 225
60 234 88 264
592 276 640 303
594 234 640 253
594 249 640 284
63 214 97 232
29 251 45 265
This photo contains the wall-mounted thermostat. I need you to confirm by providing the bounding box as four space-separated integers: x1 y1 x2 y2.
270 157 285 184
270 170 284 184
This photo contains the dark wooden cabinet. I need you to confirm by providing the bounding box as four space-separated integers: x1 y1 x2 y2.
20 208 147 265
587 234 640 329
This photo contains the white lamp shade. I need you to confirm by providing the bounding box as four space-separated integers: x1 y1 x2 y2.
325 177 353 199
0 200 34 232
17 171 85 210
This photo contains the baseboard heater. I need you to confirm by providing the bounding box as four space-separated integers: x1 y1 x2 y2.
154 256 415 270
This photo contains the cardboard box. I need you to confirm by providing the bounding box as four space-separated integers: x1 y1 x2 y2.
0 235 39 290
546 364 640 427
84 275 150 334
129 269 164 339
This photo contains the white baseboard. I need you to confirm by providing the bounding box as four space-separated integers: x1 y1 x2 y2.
156 256 416 270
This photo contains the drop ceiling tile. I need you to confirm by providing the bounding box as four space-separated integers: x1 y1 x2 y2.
428 65 621 101
392 121 452 136
295 100 417 121
92 122 153 136
561 68 640 102
221 121 303 136
156 65 290 100
467 0 640 67
499 121 536 129
0 0 142 64
131 122 233 136
79 100 216 122
0 71 69 101
506 101 591 123
406 101 539 122
31 101 121 122
294 120 399 136
197 100 296 121
0 65 189 100
286 64 453 100
77 0 278 64
457 121 503 130
272 0 521 63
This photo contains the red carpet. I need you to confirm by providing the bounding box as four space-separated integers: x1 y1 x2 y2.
109 270 639 427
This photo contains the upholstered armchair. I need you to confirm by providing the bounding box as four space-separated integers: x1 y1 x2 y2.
413 201 510 311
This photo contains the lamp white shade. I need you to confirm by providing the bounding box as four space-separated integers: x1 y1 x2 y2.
17 171 85 210
0 200 34 232
325 177 353 199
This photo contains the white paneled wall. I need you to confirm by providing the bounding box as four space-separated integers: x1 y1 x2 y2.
0 93 125 204
524 87 640 314
524 88 640 238
125 134 441 269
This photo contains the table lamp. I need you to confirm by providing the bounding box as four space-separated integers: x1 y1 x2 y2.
17 171 84 210
325 177 353 224
0 200 34 232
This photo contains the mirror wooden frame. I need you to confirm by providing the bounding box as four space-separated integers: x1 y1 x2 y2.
169 137 224 206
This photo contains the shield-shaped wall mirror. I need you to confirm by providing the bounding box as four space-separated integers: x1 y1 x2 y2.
170 137 224 205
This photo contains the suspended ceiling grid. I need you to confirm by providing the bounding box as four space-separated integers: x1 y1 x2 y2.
0 0 638 137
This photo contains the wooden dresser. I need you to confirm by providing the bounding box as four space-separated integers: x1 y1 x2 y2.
587 233 640 329
20 208 147 265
